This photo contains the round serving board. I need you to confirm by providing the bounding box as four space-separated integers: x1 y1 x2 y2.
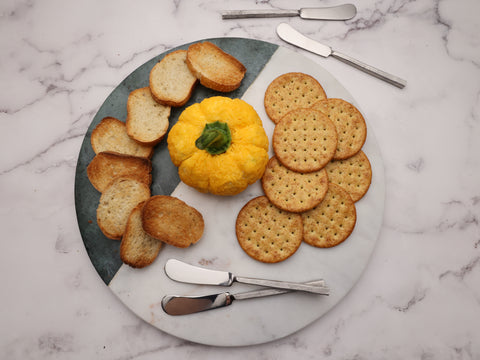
74 38 385 346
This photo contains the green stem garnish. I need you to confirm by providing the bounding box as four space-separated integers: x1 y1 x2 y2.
195 121 231 155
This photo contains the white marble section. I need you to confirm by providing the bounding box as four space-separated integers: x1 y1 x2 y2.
1 0 479 358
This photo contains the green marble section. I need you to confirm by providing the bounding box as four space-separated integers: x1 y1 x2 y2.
74 38 278 285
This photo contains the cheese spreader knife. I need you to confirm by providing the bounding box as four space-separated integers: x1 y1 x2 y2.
165 259 329 294
276 23 407 89
222 4 356 20
162 280 328 316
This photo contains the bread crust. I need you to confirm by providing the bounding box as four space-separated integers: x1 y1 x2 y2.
96 177 151 240
141 195 204 248
87 151 152 192
91 117 154 159
149 50 197 107
120 201 162 268
186 42 246 92
126 87 171 146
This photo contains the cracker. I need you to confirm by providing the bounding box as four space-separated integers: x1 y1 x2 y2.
264 72 327 124
311 98 366 160
272 108 337 173
236 196 303 263
142 195 204 248
262 156 329 213
301 183 356 248
325 150 372 202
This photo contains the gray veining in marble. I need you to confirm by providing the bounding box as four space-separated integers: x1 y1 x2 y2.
1 0 479 358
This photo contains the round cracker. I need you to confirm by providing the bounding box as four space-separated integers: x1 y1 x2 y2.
301 183 356 248
325 150 372 202
236 196 303 263
272 108 337 173
264 72 327 124
262 156 329 213
311 98 367 160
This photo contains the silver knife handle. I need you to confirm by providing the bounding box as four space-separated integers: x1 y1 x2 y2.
235 276 329 294
222 9 298 19
331 50 407 89
233 279 328 300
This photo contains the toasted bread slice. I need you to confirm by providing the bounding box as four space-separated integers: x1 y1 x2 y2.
120 201 162 268
186 42 246 92
87 151 152 192
142 195 204 248
91 117 154 159
149 50 197 107
126 87 171 146
97 177 151 240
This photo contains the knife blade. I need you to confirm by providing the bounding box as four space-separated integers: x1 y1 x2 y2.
222 4 356 20
165 259 329 294
162 280 328 315
276 23 407 89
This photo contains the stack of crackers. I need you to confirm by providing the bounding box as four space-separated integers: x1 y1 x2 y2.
236 72 372 264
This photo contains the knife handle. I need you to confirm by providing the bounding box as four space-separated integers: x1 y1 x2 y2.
222 9 298 19
235 276 329 294
331 50 407 89
233 279 328 300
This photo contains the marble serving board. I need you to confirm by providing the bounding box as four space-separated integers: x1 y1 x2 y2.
74 38 385 347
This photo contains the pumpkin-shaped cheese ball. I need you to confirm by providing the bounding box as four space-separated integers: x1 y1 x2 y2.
167 96 269 195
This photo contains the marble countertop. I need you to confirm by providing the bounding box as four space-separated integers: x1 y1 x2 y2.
1 0 479 358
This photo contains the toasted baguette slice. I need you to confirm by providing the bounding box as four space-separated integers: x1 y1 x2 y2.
149 50 197 107
91 117 154 159
126 87 171 146
97 177 151 240
120 201 162 268
87 151 152 192
142 195 204 248
186 42 246 92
